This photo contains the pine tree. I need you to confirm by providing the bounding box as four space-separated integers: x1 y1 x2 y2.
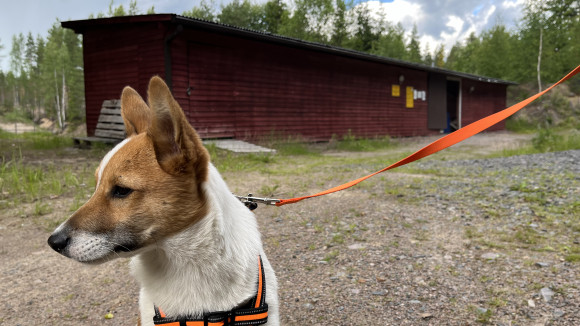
263 0 289 34
183 1 216 21
218 0 266 31
330 0 348 47
422 43 433 66
406 25 422 63
434 44 445 68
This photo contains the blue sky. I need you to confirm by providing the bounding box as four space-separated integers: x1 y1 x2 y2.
0 0 525 71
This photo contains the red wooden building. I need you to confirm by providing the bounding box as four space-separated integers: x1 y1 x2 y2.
62 14 515 140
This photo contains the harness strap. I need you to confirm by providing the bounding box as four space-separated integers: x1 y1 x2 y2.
153 256 268 326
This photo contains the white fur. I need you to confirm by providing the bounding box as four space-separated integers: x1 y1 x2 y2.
97 137 132 188
131 163 279 325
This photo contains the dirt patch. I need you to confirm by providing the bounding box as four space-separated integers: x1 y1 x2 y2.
1 132 578 325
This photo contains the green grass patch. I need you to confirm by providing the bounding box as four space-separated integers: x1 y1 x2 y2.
0 150 95 209
329 130 394 152
0 110 34 124
565 254 580 263
495 129 580 157
505 117 537 133
0 130 72 150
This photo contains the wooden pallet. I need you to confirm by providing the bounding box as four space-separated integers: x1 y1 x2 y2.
74 100 126 147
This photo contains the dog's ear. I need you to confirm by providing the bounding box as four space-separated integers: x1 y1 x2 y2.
121 86 152 136
147 76 209 176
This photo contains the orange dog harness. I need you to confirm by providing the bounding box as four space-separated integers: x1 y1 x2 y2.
153 256 268 326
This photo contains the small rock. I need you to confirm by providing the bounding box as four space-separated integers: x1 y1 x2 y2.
481 252 499 260
527 299 536 308
303 303 314 310
348 243 366 250
535 262 550 268
372 291 386 296
553 309 565 318
409 300 421 304
477 307 488 314
540 287 555 303
420 313 433 320
350 289 360 294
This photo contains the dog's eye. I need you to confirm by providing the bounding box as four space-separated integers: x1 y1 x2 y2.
112 185 133 199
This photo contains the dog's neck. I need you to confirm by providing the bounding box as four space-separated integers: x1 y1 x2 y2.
131 163 263 317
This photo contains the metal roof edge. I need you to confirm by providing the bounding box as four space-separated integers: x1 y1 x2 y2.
62 14 517 86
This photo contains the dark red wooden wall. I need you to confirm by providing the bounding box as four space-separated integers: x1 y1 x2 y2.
170 29 433 140
462 80 507 131
71 16 509 140
81 22 167 136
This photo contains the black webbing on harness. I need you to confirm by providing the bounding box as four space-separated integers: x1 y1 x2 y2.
153 256 268 326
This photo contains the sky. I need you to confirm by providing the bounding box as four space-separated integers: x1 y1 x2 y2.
0 0 525 71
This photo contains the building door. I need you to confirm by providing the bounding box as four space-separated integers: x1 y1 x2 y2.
446 80 461 132
427 73 447 130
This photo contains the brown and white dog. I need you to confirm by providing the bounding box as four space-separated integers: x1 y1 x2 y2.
48 76 279 326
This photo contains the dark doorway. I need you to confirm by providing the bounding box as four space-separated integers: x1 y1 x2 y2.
427 73 447 130
446 80 460 132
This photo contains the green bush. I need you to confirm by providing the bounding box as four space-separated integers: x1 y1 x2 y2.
532 128 563 152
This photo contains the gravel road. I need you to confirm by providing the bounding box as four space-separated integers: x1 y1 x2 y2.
0 134 578 326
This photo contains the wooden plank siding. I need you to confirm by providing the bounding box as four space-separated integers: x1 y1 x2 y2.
461 80 507 131
172 29 433 140
65 15 512 140
81 24 166 136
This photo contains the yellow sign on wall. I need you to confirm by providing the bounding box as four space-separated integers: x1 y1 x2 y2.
406 86 414 108
391 85 400 97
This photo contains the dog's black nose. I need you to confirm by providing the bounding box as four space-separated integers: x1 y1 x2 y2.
48 231 70 253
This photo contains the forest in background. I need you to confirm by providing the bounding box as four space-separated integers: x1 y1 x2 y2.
0 0 578 132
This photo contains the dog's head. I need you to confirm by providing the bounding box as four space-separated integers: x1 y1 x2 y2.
48 76 209 263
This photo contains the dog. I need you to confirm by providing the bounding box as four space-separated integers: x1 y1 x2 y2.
47 76 279 326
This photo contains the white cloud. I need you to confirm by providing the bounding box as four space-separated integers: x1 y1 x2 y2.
358 0 524 57
364 0 423 27
0 0 526 71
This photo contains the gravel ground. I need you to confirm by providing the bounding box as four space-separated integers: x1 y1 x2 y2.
1 133 578 325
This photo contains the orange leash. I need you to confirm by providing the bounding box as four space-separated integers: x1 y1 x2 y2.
275 64 580 206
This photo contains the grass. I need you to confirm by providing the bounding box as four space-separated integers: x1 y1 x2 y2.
329 130 394 152
0 110 34 124
494 129 580 157
565 254 580 263
505 117 537 133
0 153 95 210
0 132 98 213
0 130 73 150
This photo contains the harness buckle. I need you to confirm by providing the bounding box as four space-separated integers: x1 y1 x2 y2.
204 310 235 326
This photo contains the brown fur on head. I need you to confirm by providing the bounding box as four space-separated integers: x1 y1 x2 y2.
48 76 209 263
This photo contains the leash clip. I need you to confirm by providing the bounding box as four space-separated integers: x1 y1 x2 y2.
235 194 280 210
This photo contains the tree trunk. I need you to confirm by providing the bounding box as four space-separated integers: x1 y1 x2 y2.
537 28 543 93
54 69 62 130
61 71 67 128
